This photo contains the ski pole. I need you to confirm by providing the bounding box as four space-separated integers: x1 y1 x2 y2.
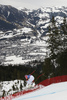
30 70 36 75
35 73 45 82
26 70 36 75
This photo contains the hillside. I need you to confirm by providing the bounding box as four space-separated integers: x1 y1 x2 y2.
13 81 67 100
0 5 67 65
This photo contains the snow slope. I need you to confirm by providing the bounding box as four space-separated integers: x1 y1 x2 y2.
13 81 67 100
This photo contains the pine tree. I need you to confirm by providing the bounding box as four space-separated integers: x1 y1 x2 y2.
46 16 63 76
48 16 59 34
47 16 67 77
20 83 23 91
61 17 67 34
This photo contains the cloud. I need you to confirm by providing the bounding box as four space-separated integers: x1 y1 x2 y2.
0 0 67 9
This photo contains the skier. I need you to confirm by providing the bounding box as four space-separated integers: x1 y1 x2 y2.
25 74 35 88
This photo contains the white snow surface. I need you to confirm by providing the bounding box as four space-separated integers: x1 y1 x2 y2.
0 80 24 97
13 81 67 100
4 55 35 65
4 36 49 65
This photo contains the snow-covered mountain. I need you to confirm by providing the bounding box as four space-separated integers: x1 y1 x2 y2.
0 5 67 65
0 4 27 30
27 6 67 36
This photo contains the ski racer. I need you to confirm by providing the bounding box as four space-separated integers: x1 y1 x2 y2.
25 74 35 88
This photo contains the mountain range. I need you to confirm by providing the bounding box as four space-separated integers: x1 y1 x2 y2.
0 4 67 65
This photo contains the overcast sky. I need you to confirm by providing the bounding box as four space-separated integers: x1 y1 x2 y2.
0 0 67 9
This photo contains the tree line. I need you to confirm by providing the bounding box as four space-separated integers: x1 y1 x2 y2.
0 61 45 84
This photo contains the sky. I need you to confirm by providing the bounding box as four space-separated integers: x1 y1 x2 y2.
0 0 67 10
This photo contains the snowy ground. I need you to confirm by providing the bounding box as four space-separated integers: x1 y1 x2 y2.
0 80 24 97
13 81 67 100
0 29 49 65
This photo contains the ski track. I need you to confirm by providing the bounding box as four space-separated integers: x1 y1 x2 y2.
14 90 67 100
13 82 67 100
